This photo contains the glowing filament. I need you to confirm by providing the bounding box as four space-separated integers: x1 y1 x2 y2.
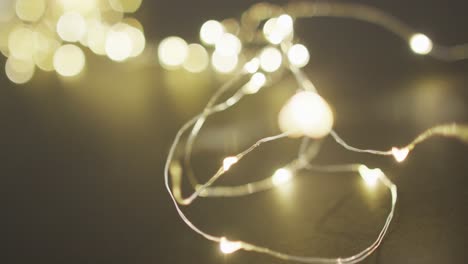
358 165 383 187
223 157 238 171
272 168 293 186
220 237 242 254
410 33 433 55
392 147 409 163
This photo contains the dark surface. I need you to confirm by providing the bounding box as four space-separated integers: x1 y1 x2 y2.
2 1 468 263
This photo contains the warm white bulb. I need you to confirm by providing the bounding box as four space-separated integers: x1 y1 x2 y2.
243 72 266 94
105 26 133 62
244 58 260 74
263 14 293 45
259 47 282 73
287 44 310 68
53 44 85 77
200 20 224 46
220 237 242 254
158 36 188 69
56 12 87 42
223 156 238 171
278 91 334 138
409 33 433 55
391 147 409 163
211 51 238 74
272 168 293 186
358 165 382 187
215 33 242 56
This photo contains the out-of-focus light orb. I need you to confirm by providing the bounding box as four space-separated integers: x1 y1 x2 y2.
211 51 238 74
158 36 188 69
222 156 238 171
243 72 266 94
15 0 46 22
53 44 85 77
215 33 242 56
259 47 282 73
108 0 142 13
244 58 260 74
33 31 60 71
200 20 224 46
358 165 382 188
105 24 133 61
183 44 209 73
8 25 34 60
0 0 15 22
288 44 310 68
409 33 433 55
59 0 97 15
5 56 35 84
87 20 109 55
263 14 293 45
272 168 293 186
391 147 409 163
57 11 87 42
124 25 145 57
220 237 242 254
278 91 334 138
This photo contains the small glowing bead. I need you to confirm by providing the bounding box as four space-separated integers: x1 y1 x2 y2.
243 72 266 94
223 157 238 171
244 58 260 74
409 33 433 55
158 36 188 69
215 33 242 56
391 147 409 163
259 47 282 73
200 20 224 46
287 44 310 68
220 237 242 254
278 91 334 138
272 168 293 186
358 165 383 187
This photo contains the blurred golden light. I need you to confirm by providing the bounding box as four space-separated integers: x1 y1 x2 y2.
183 44 209 73
278 91 334 138
53 44 85 77
124 25 145 57
211 51 238 74
33 30 60 71
108 0 142 13
0 19 18 56
391 147 409 163
215 33 242 56
263 14 293 45
409 33 433 55
8 25 34 60
358 165 382 188
200 20 224 46
272 168 293 186
59 0 97 15
287 44 310 68
105 24 133 61
243 72 266 94
5 56 35 84
57 11 87 42
220 237 242 254
86 20 109 55
244 58 260 74
158 36 188 69
0 0 15 22
15 0 46 22
259 47 282 72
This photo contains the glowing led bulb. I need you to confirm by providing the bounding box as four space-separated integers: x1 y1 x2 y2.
244 58 260 74
158 36 188 69
409 33 433 55
15 0 46 22
220 237 242 254
56 12 87 42
391 147 409 163
223 156 238 171
287 44 310 68
200 20 224 46
183 43 209 73
5 56 35 84
215 33 242 56
263 14 294 45
358 165 382 187
278 91 334 138
243 72 266 94
211 51 238 74
105 26 133 62
272 168 293 186
8 25 34 60
259 47 282 73
53 44 85 77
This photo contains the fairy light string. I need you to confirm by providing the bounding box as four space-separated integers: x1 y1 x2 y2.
163 1 468 263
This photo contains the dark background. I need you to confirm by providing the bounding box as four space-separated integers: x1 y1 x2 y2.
2 1 467 263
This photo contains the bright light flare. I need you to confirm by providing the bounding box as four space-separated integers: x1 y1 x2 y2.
220 237 242 254
410 33 433 55
391 147 409 163
272 168 293 186
279 91 334 138
223 156 238 171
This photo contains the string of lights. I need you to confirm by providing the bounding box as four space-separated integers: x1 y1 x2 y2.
164 2 468 263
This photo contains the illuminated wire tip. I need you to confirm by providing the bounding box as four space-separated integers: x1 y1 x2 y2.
272 168 293 186
410 33 433 55
391 147 409 163
358 165 383 187
223 156 239 171
220 237 242 254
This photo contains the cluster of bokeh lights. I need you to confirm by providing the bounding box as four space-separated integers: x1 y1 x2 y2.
0 0 145 84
